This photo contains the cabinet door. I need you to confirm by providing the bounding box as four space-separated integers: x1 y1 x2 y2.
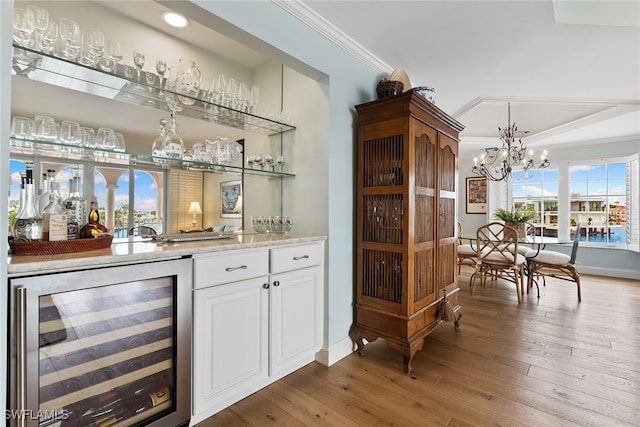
270 266 323 376
437 132 459 292
193 277 268 416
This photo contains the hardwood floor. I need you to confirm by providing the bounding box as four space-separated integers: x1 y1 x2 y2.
196 267 640 426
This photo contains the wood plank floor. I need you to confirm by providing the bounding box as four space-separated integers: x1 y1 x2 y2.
196 267 640 426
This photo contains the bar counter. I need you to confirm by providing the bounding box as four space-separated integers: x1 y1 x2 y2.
7 233 327 277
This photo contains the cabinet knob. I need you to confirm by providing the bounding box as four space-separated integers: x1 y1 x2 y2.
263 283 270 289
273 281 280 287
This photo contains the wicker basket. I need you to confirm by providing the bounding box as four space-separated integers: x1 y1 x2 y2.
9 235 113 256
376 80 404 99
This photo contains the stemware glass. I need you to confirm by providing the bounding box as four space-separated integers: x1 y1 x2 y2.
58 121 80 145
249 85 260 113
11 117 34 147
106 40 123 64
254 154 264 170
282 216 293 234
59 18 80 60
275 155 285 172
247 154 255 169
133 50 145 81
85 28 104 66
155 59 167 94
96 127 116 150
264 154 274 171
27 5 48 51
13 8 35 48
39 22 58 54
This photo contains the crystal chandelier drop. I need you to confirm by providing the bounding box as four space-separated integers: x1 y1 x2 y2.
472 103 550 181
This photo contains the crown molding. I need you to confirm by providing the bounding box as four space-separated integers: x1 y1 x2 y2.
272 0 393 75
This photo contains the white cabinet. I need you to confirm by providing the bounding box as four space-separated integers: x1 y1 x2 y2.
270 266 323 376
192 241 324 421
193 276 269 416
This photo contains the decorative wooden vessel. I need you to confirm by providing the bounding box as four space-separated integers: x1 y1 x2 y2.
351 89 464 372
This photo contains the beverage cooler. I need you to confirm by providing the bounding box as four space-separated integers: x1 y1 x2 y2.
8 258 192 427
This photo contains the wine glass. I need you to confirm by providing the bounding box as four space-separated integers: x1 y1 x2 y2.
155 59 167 94
85 28 104 66
13 8 35 48
264 154 274 171
247 155 255 169
27 5 48 51
59 18 80 60
39 22 58 54
275 155 285 172
254 154 264 170
106 40 123 63
133 50 145 81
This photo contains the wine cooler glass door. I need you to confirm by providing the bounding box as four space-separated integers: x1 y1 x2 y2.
9 259 192 427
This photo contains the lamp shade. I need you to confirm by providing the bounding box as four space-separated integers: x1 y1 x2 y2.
188 201 202 215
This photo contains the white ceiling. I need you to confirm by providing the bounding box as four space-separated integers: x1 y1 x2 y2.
286 0 640 155
12 1 640 156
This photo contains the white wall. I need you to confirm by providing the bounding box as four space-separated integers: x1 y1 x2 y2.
458 139 640 279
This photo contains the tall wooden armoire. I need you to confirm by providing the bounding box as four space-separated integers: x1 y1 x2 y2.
351 89 464 373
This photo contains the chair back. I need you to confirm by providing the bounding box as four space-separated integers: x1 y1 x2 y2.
457 221 463 244
129 225 157 236
569 223 581 264
476 222 519 266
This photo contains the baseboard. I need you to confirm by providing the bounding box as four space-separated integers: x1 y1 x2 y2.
315 336 355 366
576 265 640 281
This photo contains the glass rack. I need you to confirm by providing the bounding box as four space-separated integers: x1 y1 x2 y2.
11 45 296 136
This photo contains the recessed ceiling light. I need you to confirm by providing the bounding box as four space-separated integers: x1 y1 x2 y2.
162 11 189 28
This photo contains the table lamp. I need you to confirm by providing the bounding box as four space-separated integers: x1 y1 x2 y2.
188 201 202 228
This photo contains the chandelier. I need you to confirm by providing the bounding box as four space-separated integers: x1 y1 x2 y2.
472 103 550 181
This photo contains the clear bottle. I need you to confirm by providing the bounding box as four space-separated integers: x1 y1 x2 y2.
12 162 43 241
37 168 56 216
79 196 108 238
64 176 86 240
43 183 68 241
160 113 184 164
151 118 168 167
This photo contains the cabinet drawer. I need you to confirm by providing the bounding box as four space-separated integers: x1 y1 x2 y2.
194 249 269 288
270 243 324 274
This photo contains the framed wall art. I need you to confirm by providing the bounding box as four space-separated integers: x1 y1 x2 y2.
466 177 487 214
220 180 242 218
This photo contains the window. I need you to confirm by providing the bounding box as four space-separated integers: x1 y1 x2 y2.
570 162 627 245
506 154 639 250
8 157 164 238
512 168 559 236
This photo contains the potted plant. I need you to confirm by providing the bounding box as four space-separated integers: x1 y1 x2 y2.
492 208 535 239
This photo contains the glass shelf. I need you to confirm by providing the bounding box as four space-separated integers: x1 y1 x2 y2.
11 45 296 136
9 138 295 178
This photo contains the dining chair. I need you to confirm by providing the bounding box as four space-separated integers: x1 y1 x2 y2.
457 222 477 273
472 222 527 303
525 224 582 302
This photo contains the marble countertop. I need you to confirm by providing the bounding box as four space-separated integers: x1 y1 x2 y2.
7 233 327 277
